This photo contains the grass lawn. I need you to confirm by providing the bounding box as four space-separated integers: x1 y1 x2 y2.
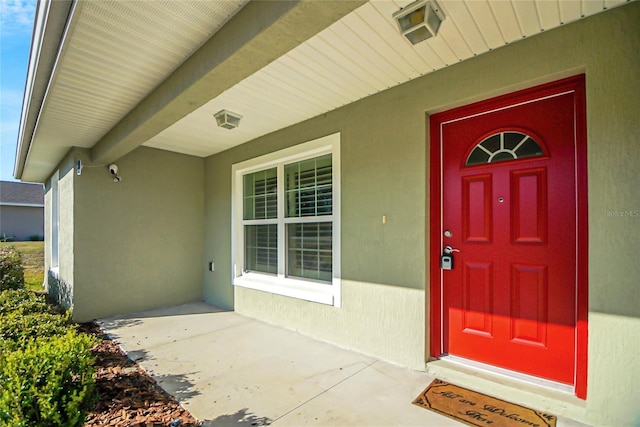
0 241 45 291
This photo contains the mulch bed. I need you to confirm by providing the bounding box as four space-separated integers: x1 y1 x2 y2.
79 322 201 426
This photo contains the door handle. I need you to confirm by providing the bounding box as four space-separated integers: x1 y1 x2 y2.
441 246 460 270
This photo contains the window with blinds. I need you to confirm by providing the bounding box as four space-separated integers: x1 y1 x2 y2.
285 154 332 217
243 168 277 220
241 154 333 282
243 168 277 274
285 154 332 282
233 133 340 306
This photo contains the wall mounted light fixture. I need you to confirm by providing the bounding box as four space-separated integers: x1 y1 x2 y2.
393 0 444 45
213 109 242 129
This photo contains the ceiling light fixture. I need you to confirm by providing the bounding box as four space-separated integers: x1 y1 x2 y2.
213 109 242 130
393 0 444 45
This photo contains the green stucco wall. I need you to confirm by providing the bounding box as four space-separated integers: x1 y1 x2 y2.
44 156 76 310
65 146 205 321
204 4 640 426
44 183 53 289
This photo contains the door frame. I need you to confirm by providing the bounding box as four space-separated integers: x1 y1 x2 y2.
427 75 589 399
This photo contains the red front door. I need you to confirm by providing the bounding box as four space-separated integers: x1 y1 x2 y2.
430 76 588 392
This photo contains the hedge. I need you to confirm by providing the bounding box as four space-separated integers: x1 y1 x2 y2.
0 290 98 426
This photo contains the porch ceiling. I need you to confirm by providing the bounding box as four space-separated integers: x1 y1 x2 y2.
17 0 628 182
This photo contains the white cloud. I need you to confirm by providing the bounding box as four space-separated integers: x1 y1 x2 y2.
0 0 36 34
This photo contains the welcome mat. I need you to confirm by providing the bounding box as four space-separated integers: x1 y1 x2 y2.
412 379 557 427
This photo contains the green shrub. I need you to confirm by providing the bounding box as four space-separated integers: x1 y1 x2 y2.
0 330 98 427
28 235 44 242
0 289 50 316
0 246 24 291
0 311 72 354
0 290 98 426
0 290 72 353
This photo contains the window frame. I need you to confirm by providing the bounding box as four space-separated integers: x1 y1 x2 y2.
465 130 546 166
231 133 341 307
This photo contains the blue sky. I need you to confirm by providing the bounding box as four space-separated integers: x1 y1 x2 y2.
1 0 36 182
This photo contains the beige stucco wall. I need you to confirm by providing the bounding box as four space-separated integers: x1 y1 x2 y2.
47 146 205 321
204 4 640 426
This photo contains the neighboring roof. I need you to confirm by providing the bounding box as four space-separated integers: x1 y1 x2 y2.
15 0 633 183
0 181 44 206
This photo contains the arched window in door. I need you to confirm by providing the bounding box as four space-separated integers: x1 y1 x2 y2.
466 131 544 166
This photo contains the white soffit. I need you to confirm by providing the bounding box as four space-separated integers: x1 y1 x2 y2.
29 0 248 168
144 0 629 157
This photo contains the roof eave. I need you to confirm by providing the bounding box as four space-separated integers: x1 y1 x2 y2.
14 0 73 182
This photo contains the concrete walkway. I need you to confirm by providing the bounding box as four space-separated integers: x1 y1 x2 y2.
98 303 462 426
98 303 589 426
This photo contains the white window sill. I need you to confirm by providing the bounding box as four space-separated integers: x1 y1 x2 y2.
234 273 338 306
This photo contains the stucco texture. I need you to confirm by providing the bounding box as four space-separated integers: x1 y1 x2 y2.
203 4 639 426
44 159 76 309
55 147 205 321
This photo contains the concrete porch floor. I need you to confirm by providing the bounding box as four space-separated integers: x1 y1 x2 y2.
98 303 584 426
